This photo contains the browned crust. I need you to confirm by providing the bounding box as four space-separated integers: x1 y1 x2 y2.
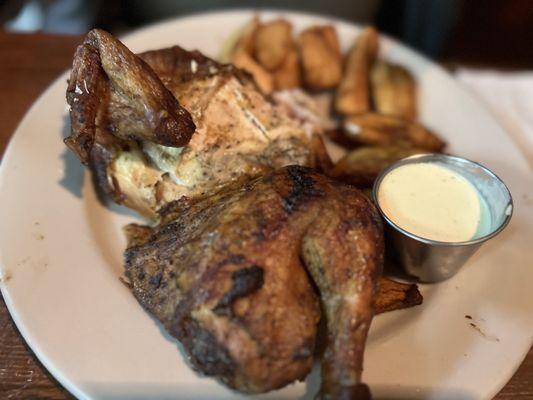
375 277 423 314
343 112 446 152
65 39 106 163
371 61 418 121
335 27 379 115
139 45 253 87
65 29 196 164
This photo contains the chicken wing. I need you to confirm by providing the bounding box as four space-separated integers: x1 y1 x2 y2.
65 29 195 163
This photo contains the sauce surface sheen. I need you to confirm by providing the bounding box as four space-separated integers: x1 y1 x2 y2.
378 162 488 242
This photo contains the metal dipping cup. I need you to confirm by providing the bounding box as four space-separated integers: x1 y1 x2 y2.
372 154 513 283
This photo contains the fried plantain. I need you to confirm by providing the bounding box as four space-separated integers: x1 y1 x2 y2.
330 145 427 187
273 47 301 90
343 112 445 151
298 25 343 89
335 27 379 115
375 277 423 314
371 61 417 120
230 17 274 94
254 19 293 71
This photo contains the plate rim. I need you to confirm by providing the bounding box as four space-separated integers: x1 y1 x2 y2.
0 8 531 400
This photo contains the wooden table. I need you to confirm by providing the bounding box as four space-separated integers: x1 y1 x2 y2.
0 30 531 400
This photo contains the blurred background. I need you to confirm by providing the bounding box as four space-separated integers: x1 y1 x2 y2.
1 0 533 68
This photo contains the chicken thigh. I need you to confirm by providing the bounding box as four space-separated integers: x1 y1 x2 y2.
124 166 383 398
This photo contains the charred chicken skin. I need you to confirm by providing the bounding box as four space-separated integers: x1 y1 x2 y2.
124 166 383 398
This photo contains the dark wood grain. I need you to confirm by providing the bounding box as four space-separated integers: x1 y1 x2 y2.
0 30 531 400
0 31 82 158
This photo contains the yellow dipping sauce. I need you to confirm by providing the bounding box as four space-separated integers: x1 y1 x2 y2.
378 162 489 242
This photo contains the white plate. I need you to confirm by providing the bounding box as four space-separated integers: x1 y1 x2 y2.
1 10 532 400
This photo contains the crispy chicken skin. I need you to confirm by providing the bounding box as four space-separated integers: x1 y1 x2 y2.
66 29 318 218
65 29 195 163
124 166 383 397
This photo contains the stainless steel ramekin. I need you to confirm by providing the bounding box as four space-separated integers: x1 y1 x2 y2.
372 153 513 282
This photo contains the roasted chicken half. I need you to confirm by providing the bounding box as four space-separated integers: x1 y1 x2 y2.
124 166 383 398
66 29 321 218
65 29 422 400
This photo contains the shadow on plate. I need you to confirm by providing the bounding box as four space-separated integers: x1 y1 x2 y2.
60 113 139 218
371 385 477 400
59 114 84 199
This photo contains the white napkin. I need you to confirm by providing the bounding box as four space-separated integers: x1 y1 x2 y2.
455 69 533 167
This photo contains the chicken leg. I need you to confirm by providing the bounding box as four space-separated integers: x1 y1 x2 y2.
124 166 383 397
